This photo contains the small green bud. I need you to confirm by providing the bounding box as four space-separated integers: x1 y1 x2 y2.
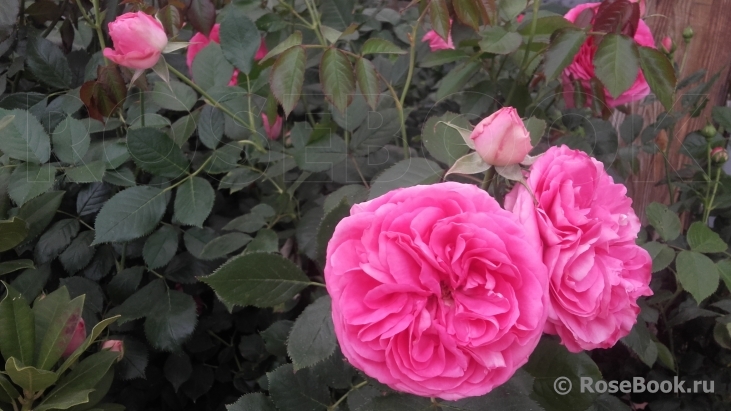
701 124 717 139
682 26 694 42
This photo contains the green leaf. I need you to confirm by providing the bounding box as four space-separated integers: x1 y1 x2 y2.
442 370 542 411
480 26 523 54
453 0 484 30
35 292 84 370
641 241 675 273
261 320 293 357
676 250 719 303
36 351 119 411
718 260 731 294
446 152 491 176
524 116 547 146
108 279 166 324
369 158 443 199
288 296 336 370
0 373 20 404
164 352 192 392
127 127 190 178
199 232 252 259
593 34 639 99
170 114 198 147
320 0 353 31
8 163 56 207
638 46 676 112
267 364 330 411
320 48 356 113
645 202 681 242
65 161 106 183
200 253 311 308
16 191 65 243
174 177 214 227
143 226 178 270
429 0 450 44
422 112 472 166
420 49 468 68
52 116 90 165
500 0 527 20
315 200 350 266
436 61 480 100
58 231 95 274
712 106 731 130
107 267 144 305
220 8 260 74
93 186 169 245
26 35 72 89
355 58 380 110
144 290 197 351
619 114 643 144
227 393 277 411
0 285 35 365
361 38 405 55
270 46 306 116
261 31 302 62
0 260 34 276
0 218 28 252
151 81 197 112
5 357 58 393
687 222 728 253
518 15 575 43
0 109 52 163
544 28 587 81
243 229 276 254
34 219 79 264
198 105 224 149
191 43 235 91
620 321 657 367
524 338 601 411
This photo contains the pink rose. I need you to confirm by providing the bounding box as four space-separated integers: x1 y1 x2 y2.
325 182 548 400
187 24 268 86
561 1 655 107
422 20 454 51
470 107 533 166
261 113 283 140
101 340 125 360
103 12 168 70
660 36 674 54
62 318 86 358
505 146 652 352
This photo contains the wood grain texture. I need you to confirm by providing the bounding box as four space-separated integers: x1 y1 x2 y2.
622 0 731 221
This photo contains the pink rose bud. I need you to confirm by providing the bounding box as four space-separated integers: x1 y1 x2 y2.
255 38 268 61
62 318 86 358
262 113 283 140
516 14 525 23
470 107 533 166
101 340 125 360
660 36 674 53
103 12 168 70
421 20 454 51
711 147 729 164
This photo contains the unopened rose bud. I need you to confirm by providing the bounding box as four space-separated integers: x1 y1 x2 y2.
101 340 125 361
262 113 283 140
682 26 694 42
711 147 729 164
660 37 674 54
701 124 717 140
470 107 533 166
62 318 86 358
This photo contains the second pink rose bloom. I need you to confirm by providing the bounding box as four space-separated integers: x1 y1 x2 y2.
506 146 652 352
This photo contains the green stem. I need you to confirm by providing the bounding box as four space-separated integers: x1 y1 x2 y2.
309 282 327 288
481 167 496 191
395 11 425 159
328 381 369 411
168 63 256 134
245 74 257 134
303 0 327 45
140 92 145 127
704 167 722 223
90 0 108 64
507 0 541 105
663 124 676 201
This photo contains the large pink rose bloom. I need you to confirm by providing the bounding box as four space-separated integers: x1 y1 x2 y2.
562 2 655 107
103 12 168 70
187 24 268 86
505 146 652 353
325 182 548 400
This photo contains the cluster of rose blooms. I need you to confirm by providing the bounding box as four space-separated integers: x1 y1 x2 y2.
100 2 656 400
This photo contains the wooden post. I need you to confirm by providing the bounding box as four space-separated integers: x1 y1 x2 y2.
625 0 731 220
